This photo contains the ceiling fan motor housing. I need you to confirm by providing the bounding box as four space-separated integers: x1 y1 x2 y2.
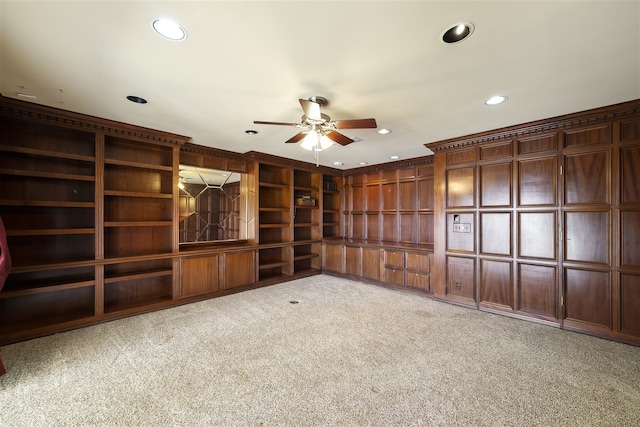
308 96 328 107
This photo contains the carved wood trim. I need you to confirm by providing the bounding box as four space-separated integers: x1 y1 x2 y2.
0 95 191 146
343 156 434 176
426 99 640 152
180 142 245 161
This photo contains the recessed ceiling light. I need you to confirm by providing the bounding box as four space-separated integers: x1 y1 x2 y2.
485 95 508 105
441 22 475 43
359 162 368 165
152 18 187 41
390 155 400 160
377 129 391 135
245 129 258 135
333 161 344 166
16 92 37 100
126 95 148 104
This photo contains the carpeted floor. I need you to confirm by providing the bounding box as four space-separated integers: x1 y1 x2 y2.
0 275 639 426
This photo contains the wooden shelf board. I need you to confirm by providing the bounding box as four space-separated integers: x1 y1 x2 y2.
259 207 290 212
104 221 172 227
104 190 173 199
0 145 96 162
0 199 95 208
0 280 95 299
104 158 173 171
293 222 319 227
258 261 289 269
0 313 95 345
7 228 95 236
259 223 291 228
257 242 291 249
103 296 173 316
259 181 289 189
0 168 95 182
104 268 173 284
292 240 321 245
101 253 177 265
294 253 320 261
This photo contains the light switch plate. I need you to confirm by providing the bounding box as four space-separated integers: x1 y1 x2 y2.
453 223 471 233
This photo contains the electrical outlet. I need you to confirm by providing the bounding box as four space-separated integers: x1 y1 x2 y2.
455 281 461 290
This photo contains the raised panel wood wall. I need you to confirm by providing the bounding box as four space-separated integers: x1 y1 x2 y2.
343 160 434 245
480 258 512 310
428 99 640 345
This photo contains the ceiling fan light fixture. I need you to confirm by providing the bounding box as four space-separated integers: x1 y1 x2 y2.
152 18 187 41
301 131 333 151
301 131 319 150
319 135 333 150
441 22 474 43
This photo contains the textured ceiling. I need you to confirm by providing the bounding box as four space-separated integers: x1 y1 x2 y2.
1 1 638 169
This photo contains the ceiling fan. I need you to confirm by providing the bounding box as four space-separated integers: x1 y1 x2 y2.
253 96 377 151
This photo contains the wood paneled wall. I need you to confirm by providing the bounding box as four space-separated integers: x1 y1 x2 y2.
427 99 640 345
342 158 434 245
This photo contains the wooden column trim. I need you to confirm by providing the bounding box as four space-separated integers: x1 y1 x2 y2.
431 152 447 298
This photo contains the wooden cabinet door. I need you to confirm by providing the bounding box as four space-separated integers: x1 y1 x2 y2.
223 250 256 290
182 254 219 297
362 247 379 280
346 246 362 276
407 272 430 291
383 249 404 268
323 243 343 273
406 252 429 272
384 267 404 286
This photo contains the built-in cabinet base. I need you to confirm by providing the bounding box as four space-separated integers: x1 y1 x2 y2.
323 239 434 294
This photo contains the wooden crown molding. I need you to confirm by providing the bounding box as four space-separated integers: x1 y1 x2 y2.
181 142 245 162
0 95 191 146
342 155 434 176
425 98 640 152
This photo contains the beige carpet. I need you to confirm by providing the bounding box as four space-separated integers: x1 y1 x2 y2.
0 275 639 426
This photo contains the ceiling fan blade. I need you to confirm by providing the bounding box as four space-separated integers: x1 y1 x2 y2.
333 118 377 129
325 131 354 146
284 132 307 144
299 99 322 121
253 120 299 127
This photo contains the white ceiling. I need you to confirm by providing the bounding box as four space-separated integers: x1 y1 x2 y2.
1 1 639 169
